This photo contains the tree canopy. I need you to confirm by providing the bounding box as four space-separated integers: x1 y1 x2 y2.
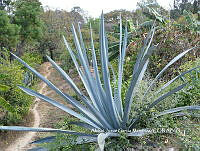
13 0 44 44
0 10 19 49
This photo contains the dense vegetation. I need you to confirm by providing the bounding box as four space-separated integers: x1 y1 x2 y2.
0 0 199 150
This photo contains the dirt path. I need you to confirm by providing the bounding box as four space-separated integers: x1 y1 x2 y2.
2 61 81 151
5 62 55 151
4 62 80 151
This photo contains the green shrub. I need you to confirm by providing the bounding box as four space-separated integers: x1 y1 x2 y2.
148 25 199 80
0 84 16 114
59 51 74 73
175 10 200 34
0 51 34 125
14 52 42 86
14 52 42 69
0 63 33 125
41 117 95 151
176 58 200 107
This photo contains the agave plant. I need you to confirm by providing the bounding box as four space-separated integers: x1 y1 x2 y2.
0 13 199 150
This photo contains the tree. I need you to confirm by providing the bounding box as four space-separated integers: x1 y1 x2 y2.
13 0 44 55
0 0 11 11
70 6 87 25
39 7 87 61
170 0 200 19
39 9 71 61
0 10 19 49
193 0 200 13
193 0 200 20
137 0 168 26
87 18 100 33
104 9 134 32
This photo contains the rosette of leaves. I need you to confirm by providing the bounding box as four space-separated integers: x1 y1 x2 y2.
0 13 199 151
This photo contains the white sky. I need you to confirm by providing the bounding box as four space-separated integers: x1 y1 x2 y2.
39 0 174 18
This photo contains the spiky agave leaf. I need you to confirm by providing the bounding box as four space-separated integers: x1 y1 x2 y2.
122 27 156 128
0 126 97 137
31 135 97 145
154 106 200 118
116 16 127 118
30 136 56 144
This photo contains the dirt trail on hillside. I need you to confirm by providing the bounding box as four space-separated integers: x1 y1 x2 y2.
4 62 81 151
5 62 53 151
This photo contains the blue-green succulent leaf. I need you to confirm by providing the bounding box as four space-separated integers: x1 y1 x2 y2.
28 147 48 151
98 132 120 151
11 53 94 119
100 13 120 128
154 106 200 118
116 20 128 118
133 27 155 75
156 65 200 94
46 55 108 128
143 47 196 100
148 83 187 109
31 136 56 144
78 23 90 68
0 126 97 137
68 121 97 130
46 56 82 96
18 86 101 129
71 25 109 117
90 25 111 122
63 36 113 129
76 136 97 144
122 52 153 127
